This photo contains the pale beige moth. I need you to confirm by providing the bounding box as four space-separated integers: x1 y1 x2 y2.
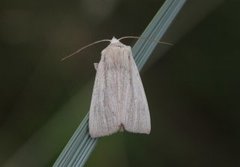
89 37 151 138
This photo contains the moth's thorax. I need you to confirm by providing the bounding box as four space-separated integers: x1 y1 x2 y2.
101 41 132 69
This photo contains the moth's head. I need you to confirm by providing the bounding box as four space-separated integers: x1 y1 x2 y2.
110 36 125 47
110 36 119 44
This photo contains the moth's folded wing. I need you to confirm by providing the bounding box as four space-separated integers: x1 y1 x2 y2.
123 50 151 134
89 57 120 138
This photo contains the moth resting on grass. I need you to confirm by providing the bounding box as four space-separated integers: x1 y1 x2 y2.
88 37 151 138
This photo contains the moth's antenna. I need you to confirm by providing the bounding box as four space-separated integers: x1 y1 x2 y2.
61 39 111 61
119 36 173 46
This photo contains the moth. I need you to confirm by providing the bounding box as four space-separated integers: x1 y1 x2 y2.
62 36 161 138
88 37 151 138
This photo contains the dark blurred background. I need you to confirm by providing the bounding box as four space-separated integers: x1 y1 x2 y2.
0 0 240 166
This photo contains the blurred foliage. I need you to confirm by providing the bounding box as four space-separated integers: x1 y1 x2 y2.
0 0 240 167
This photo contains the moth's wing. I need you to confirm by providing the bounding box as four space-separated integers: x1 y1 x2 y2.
122 47 151 134
89 50 120 138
